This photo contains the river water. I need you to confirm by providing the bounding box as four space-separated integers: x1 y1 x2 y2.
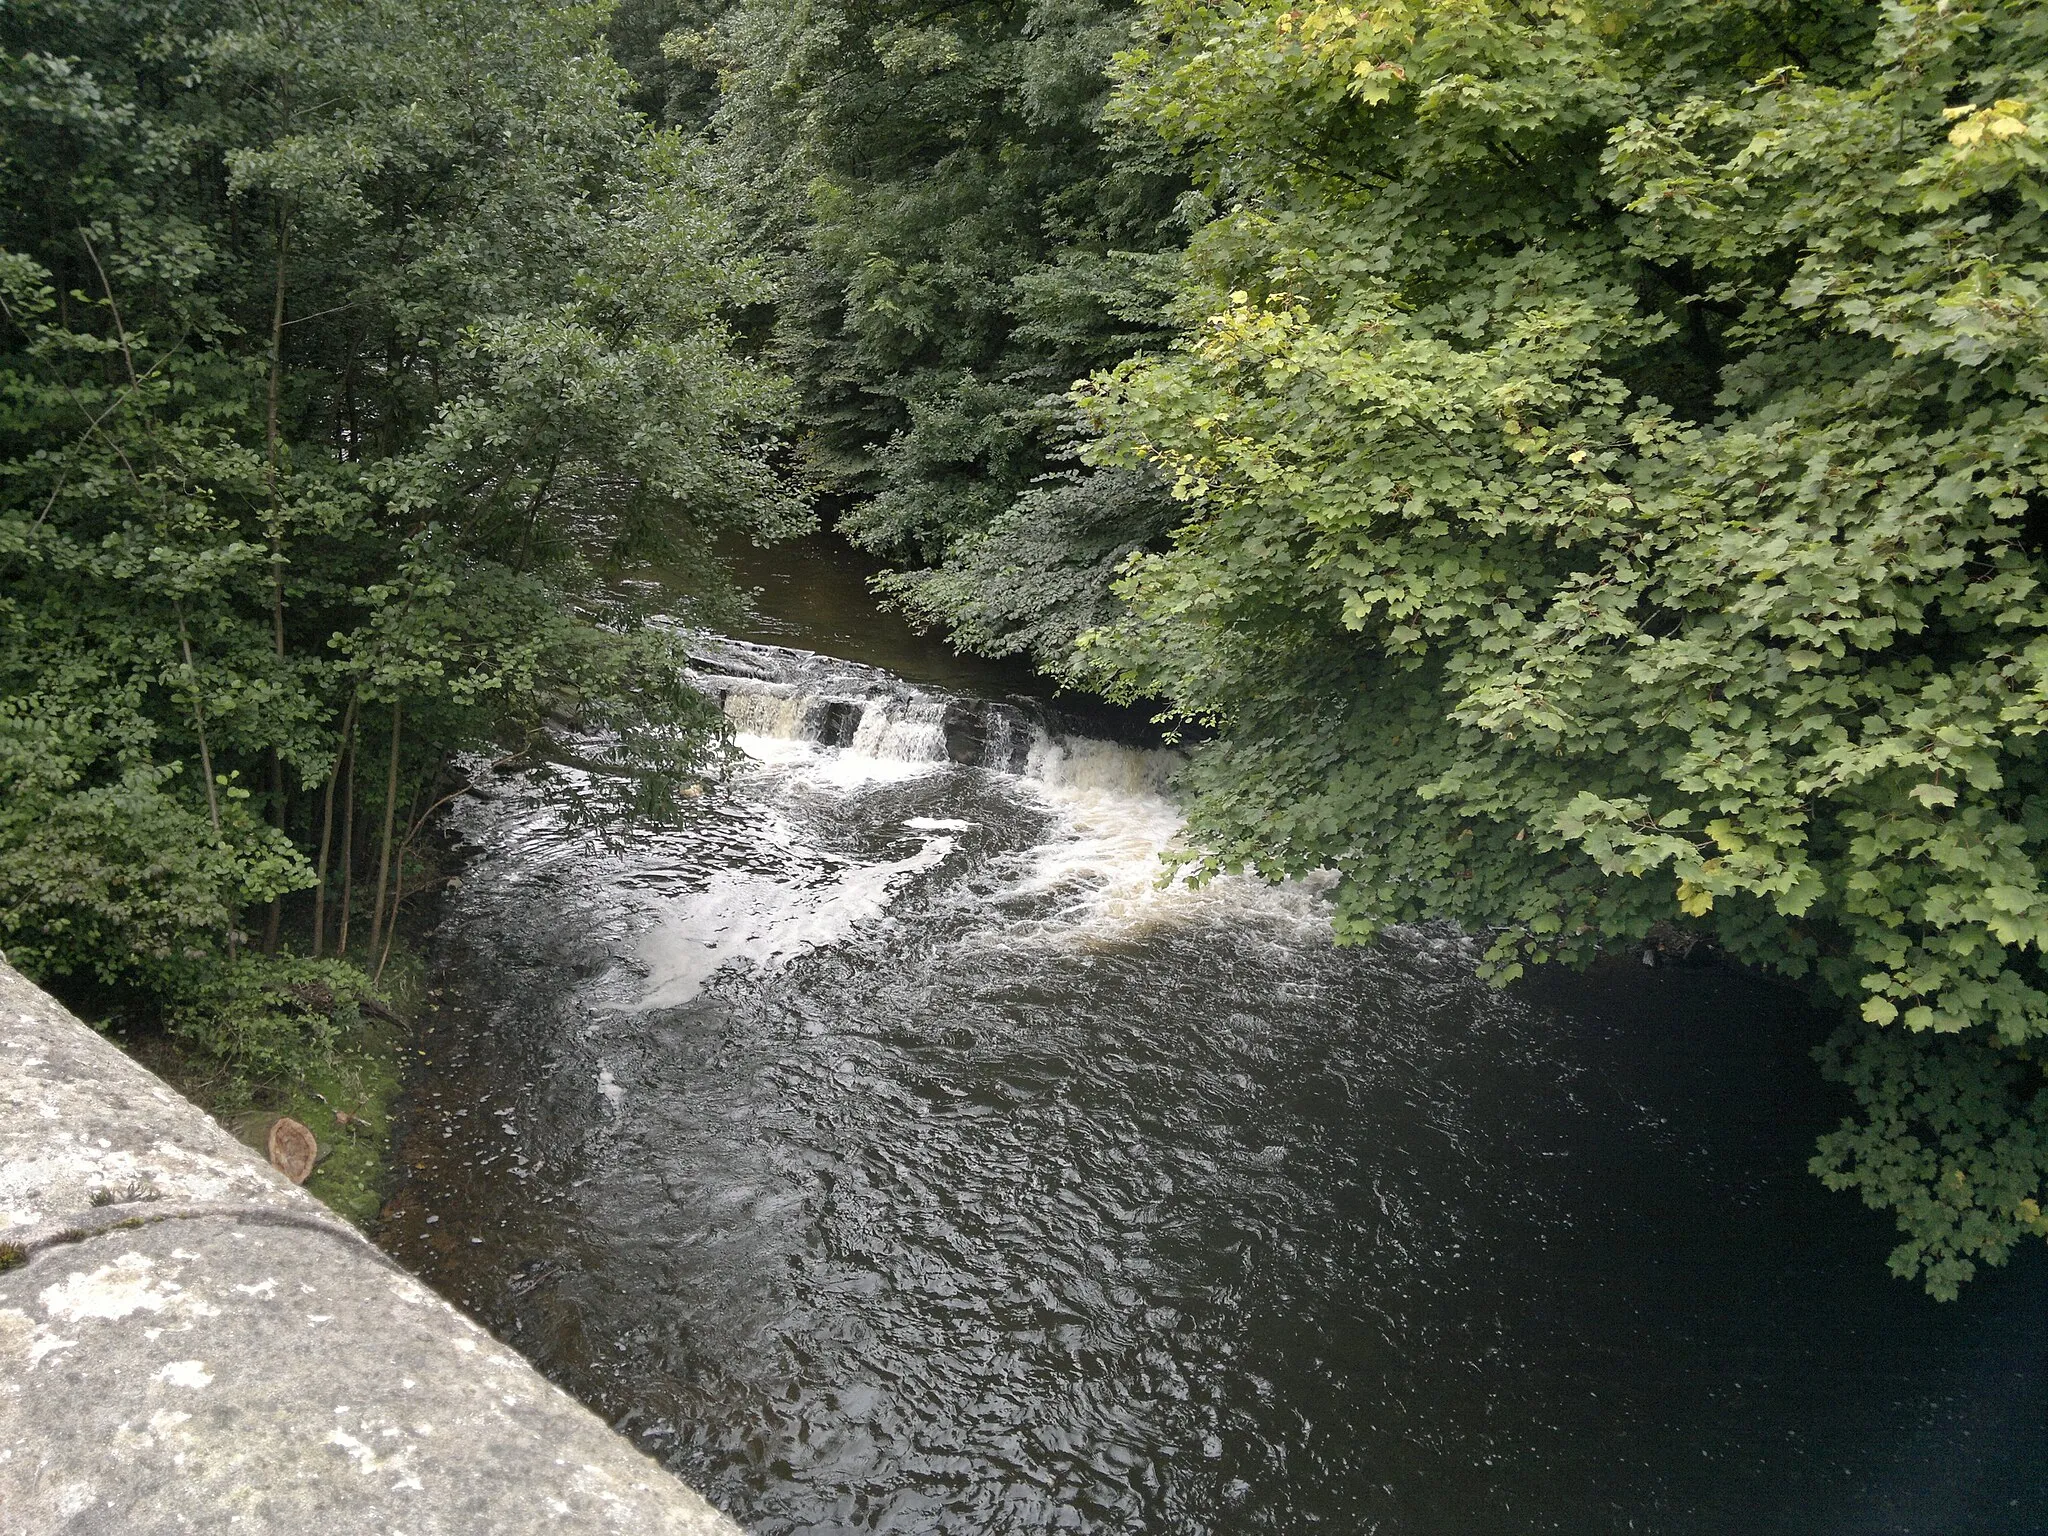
382 541 2048 1534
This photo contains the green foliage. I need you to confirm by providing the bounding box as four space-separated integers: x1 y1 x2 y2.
879 466 1170 672
1 0 798 996
134 947 409 1227
281 986 408 1227
608 0 731 130
163 955 367 1084
687 0 1188 665
1069 0 2048 1295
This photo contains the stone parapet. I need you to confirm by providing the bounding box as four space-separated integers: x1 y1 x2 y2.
0 958 742 1536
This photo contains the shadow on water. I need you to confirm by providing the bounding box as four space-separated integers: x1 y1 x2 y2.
711 533 1043 700
380 552 2048 1536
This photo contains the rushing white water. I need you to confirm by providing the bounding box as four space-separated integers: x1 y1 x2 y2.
691 637 1326 946
633 832 961 1011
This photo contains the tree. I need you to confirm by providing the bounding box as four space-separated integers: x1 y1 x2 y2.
1 0 797 1027
686 0 1189 670
1072 0 2048 1296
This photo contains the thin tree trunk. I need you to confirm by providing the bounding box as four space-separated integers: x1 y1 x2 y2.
175 607 223 839
77 232 136 388
373 870 399 985
175 603 234 963
375 774 425 985
374 767 488 987
337 741 358 960
261 746 286 955
261 206 290 955
372 857 406 989
311 692 358 958
265 206 289 657
373 770 431 987
337 336 359 462
368 697 402 962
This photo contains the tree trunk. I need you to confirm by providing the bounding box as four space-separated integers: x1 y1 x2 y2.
368 697 403 963
261 206 290 956
374 770 433 987
261 747 286 956
265 205 289 656
174 603 234 963
311 693 358 958
373 858 405 988
337 740 358 960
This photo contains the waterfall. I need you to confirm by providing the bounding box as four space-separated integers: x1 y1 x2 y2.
676 634 1282 941
1023 730 1179 800
846 694 950 763
716 681 817 742
688 636 1165 785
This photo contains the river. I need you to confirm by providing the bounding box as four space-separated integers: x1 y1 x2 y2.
380 537 2048 1535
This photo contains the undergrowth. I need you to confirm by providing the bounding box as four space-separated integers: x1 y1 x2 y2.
115 948 422 1227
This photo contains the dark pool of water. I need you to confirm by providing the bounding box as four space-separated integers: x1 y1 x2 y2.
713 532 1043 699
380 567 2048 1535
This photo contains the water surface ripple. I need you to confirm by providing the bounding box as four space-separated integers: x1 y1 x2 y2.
383 641 2048 1535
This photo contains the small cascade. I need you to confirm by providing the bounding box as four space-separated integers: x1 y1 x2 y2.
1023 730 1180 800
847 694 951 763
716 681 817 742
686 635 1161 783
712 675 872 754
673 631 1273 940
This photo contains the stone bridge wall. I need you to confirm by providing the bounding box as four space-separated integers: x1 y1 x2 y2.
0 958 742 1536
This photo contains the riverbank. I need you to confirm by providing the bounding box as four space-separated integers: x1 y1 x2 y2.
33 933 433 1231
108 956 417 1227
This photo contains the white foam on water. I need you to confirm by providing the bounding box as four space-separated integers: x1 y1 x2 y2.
731 733 944 787
719 682 813 740
1023 731 1180 800
698 645 1331 943
632 833 959 1009
988 731 1335 942
719 672 955 785
848 695 950 763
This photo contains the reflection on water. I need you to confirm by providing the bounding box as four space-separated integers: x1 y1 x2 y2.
712 533 1044 698
382 638 2048 1535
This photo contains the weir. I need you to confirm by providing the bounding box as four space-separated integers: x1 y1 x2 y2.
687 634 1177 785
0 959 742 1535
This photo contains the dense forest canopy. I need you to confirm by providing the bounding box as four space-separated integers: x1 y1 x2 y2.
1 0 797 1055
673 0 1194 666
6 0 2048 1297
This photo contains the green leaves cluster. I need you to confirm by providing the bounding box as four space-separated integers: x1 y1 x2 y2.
165 955 372 1084
1069 0 2048 1295
672 0 1189 670
1 0 795 1030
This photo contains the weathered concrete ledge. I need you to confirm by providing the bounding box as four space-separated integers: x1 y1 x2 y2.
0 958 743 1535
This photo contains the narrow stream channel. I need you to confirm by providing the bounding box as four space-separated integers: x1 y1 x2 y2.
381 542 2048 1535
